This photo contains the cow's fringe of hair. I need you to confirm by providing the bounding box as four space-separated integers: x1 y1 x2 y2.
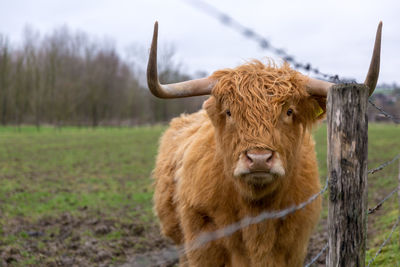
211 60 309 128
210 59 325 154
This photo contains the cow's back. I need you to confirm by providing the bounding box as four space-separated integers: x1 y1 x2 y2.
153 109 212 244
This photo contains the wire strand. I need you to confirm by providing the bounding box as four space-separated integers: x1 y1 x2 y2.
368 154 400 174
368 188 398 214
367 215 400 267
304 242 328 267
181 178 328 254
368 99 400 124
184 0 351 83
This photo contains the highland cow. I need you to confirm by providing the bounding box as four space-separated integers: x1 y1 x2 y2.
148 22 382 266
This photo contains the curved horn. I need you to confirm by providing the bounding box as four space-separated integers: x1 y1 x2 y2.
305 78 334 96
364 21 382 95
306 21 382 97
147 21 215 98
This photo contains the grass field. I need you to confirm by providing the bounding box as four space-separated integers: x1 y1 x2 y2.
0 124 399 266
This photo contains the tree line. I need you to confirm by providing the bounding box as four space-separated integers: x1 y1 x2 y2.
1 26 398 128
0 26 205 128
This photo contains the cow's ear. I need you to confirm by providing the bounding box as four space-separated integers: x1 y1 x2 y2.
298 96 326 126
202 96 215 110
203 96 218 114
311 95 326 121
203 96 218 120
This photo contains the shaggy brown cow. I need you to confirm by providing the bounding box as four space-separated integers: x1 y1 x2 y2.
149 22 382 267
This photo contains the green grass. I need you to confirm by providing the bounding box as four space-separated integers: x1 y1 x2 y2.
0 123 399 265
0 126 163 221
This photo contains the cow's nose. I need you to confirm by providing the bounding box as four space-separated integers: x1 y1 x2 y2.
245 149 274 172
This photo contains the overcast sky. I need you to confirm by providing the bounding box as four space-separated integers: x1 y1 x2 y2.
1 0 399 84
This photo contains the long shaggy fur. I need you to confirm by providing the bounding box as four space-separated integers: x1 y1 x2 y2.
153 60 323 267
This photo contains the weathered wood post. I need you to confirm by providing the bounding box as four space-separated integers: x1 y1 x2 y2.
327 84 369 267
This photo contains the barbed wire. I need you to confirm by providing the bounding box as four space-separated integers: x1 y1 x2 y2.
366 215 400 267
179 178 329 254
139 178 329 267
184 0 353 83
368 99 400 124
163 182 399 267
368 154 400 174
185 0 400 126
304 242 328 267
368 188 398 214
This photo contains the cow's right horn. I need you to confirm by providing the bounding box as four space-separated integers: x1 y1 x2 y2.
305 21 383 97
147 21 215 98
364 21 382 96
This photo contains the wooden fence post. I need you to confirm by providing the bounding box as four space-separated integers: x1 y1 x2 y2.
327 84 369 267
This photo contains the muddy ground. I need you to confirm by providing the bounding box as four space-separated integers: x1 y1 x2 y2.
0 210 170 267
124 227 328 267
0 210 328 267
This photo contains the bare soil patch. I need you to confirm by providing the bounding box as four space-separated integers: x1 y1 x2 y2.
0 210 171 267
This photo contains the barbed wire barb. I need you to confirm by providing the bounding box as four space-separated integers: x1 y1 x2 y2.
368 99 400 124
368 188 398 214
368 154 400 174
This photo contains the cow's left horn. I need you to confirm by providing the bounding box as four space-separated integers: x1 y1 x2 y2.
147 21 215 98
306 21 382 97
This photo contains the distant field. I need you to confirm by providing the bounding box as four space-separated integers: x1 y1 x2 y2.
0 124 399 266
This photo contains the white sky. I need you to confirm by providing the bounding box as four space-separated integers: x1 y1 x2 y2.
0 0 399 84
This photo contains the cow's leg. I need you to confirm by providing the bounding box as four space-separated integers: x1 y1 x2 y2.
274 202 321 267
282 220 318 265
178 253 189 267
154 176 184 244
179 208 229 267
230 250 251 267
242 221 279 267
274 226 311 267
182 243 227 267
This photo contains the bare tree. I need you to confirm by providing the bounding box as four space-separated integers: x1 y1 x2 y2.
0 35 11 125
0 26 207 127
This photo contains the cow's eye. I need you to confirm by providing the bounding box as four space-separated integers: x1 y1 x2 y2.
286 108 293 116
226 110 231 117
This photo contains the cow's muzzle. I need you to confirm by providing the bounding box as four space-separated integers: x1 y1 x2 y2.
245 148 274 172
234 148 285 182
